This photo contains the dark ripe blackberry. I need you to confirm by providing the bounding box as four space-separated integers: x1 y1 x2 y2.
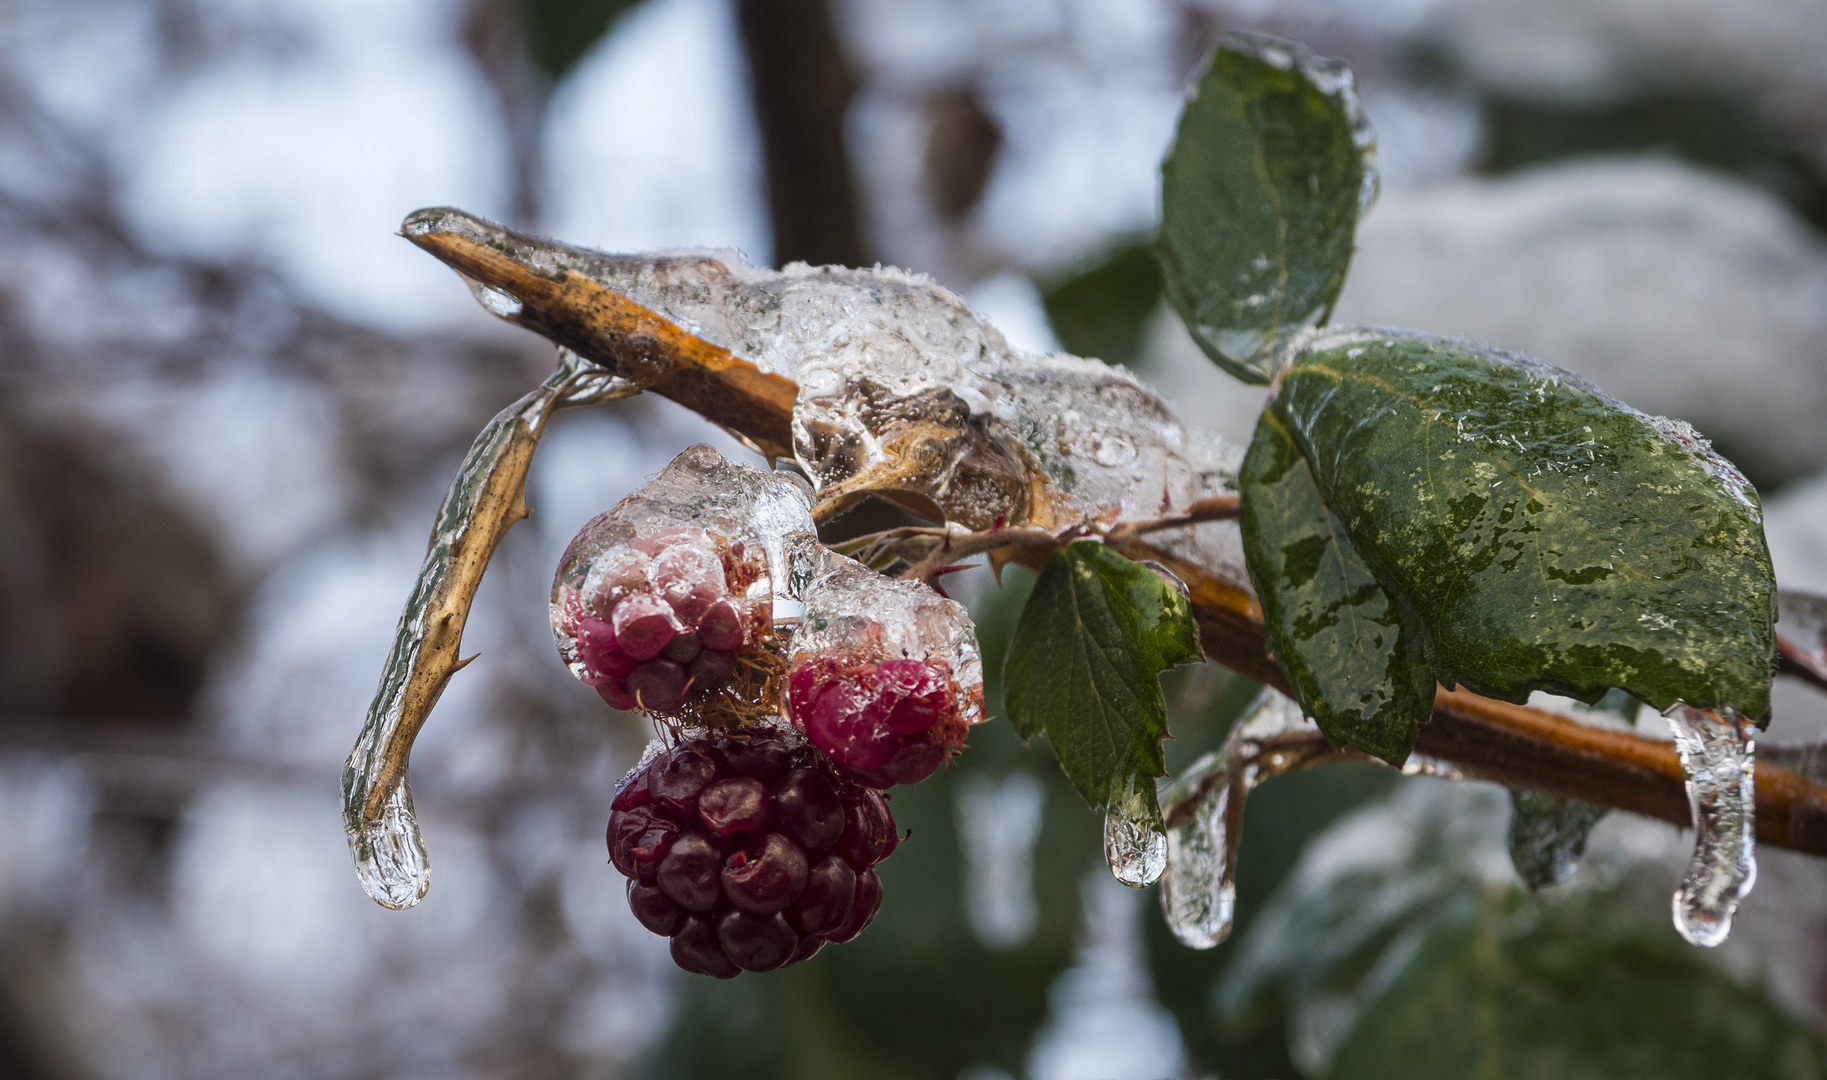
773 769 843 851
722 738 793 784
785 933 824 967
608 808 677 879
607 728 903 976
656 832 723 911
697 777 771 838
788 854 856 936
837 788 896 869
687 648 736 691
661 630 703 664
672 915 740 979
824 868 882 944
721 834 809 914
628 658 690 712
717 909 799 972
696 599 745 652
627 879 686 936
648 744 720 818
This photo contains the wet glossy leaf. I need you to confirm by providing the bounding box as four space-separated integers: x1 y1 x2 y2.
1158 33 1373 384
1329 892 1827 1080
1272 330 1775 721
1004 541 1203 814
1239 410 1434 764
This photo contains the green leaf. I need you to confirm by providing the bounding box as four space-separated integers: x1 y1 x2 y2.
1003 541 1203 814
1157 32 1373 385
1238 409 1435 764
1272 329 1775 719
1327 889 1827 1080
1041 239 1163 369
523 0 648 83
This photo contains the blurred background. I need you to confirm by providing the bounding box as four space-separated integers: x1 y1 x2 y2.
4 0 1827 1076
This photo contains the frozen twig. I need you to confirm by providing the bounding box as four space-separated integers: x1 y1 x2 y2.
389 208 1827 859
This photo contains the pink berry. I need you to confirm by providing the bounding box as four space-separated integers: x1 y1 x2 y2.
596 682 637 711
784 655 965 787
612 594 680 660
651 543 727 623
575 618 637 683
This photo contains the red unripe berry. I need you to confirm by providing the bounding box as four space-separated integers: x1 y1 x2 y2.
596 682 637 711
697 777 772 838
876 658 950 734
721 833 809 914
785 656 961 786
575 618 638 683
612 594 680 660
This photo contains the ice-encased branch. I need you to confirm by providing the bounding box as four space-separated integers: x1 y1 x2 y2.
341 348 635 907
395 206 1827 861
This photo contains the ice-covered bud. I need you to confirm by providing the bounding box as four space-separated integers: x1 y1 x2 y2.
552 445 817 717
781 555 985 787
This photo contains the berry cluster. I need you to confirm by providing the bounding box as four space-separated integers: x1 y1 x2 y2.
784 654 969 788
608 730 897 977
569 528 762 713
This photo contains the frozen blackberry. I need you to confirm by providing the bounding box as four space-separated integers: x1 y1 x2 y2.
605 729 898 977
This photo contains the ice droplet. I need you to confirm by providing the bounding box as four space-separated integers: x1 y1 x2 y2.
348 779 429 910
1507 789 1608 890
1664 703 1757 947
1159 749 1235 947
1105 772 1167 888
462 274 523 318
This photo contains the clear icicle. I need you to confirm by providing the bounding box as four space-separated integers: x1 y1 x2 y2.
1664 703 1758 947
1159 749 1235 947
348 778 430 910
1105 772 1167 888
1157 687 1321 947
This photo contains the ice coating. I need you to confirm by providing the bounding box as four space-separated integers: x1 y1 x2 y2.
349 779 430 910
1105 771 1167 888
551 444 817 696
1665 704 1757 947
430 225 1217 532
1221 30 1379 213
1159 749 1234 947
786 553 985 721
1777 590 1827 685
1157 688 1325 945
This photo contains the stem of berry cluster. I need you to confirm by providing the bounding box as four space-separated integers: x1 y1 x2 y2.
393 208 1827 859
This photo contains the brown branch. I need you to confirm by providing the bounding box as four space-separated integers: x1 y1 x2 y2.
401 207 1827 859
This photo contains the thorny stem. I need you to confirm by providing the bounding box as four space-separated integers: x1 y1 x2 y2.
342 348 637 840
387 207 1827 859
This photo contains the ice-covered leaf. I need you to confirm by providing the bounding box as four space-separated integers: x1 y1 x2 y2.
1158 32 1375 384
1268 329 1776 721
1238 412 1434 764
1003 541 1203 819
